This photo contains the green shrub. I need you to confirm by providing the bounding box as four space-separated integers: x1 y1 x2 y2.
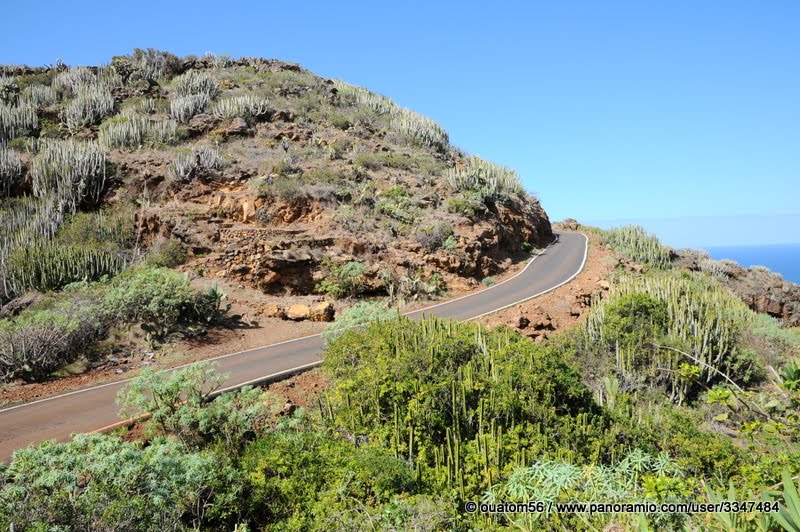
103 267 225 340
584 271 762 402
117 362 269 453
323 301 400 340
147 240 189 267
315 258 367 299
322 317 613 499
242 421 418 530
0 433 241 531
446 191 486 217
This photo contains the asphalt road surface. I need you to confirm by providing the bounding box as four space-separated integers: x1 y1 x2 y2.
0 232 588 461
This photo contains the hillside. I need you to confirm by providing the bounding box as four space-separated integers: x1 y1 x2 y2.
1 50 551 309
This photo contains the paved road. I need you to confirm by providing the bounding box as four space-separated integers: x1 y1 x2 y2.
0 232 587 461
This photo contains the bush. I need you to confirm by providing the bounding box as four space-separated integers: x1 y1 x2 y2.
0 297 106 382
171 69 219 99
602 226 671 269
117 363 269 453
169 146 221 181
170 93 210 123
20 84 58 107
103 267 225 340
98 114 148 149
446 191 486 218
323 301 400 340
111 48 182 84
584 271 762 402
147 240 189 267
322 317 610 499
0 433 241 531
415 221 455 251
315 258 367 299
242 424 417 529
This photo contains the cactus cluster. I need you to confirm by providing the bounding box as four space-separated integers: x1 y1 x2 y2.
170 94 209 123
31 139 106 212
3 241 129 296
601 225 672 269
0 148 22 196
172 70 219 99
584 271 756 399
21 84 58 108
211 94 271 121
60 84 115 131
0 102 37 142
98 115 180 149
169 70 219 123
169 146 221 181
446 155 526 200
334 80 450 151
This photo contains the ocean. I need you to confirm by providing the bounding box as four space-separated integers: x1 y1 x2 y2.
704 243 800 285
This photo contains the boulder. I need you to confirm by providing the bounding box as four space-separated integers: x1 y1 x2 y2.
310 302 335 322
517 315 530 329
241 198 256 222
286 304 311 321
263 304 286 319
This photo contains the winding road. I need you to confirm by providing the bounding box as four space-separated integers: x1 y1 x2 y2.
0 232 588 461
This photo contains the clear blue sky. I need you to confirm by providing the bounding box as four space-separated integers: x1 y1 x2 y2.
2 0 798 246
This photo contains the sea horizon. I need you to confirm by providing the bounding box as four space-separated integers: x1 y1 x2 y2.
703 242 800 285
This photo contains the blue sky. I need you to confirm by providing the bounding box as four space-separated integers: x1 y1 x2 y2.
2 0 798 247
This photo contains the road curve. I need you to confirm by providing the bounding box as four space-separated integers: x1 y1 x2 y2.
0 232 588 461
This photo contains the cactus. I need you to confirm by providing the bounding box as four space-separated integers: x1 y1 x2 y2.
170 94 210 123
98 115 148 149
0 102 37 142
599 225 671 269
0 148 22 196
334 79 450 151
446 155 526 200
171 70 218 99
211 94 271 121
61 84 115 131
21 84 58 108
31 139 106 212
169 146 221 181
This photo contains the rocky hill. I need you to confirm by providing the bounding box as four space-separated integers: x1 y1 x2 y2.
0 50 552 306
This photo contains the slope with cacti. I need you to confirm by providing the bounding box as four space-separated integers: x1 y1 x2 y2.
0 50 552 310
